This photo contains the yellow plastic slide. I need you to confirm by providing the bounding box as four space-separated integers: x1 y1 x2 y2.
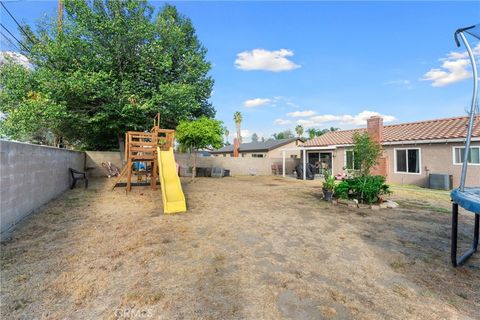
157 147 187 214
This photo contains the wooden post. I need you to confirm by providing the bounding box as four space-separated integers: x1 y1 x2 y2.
126 159 132 193
303 149 306 180
124 132 128 165
151 132 158 190
151 159 158 189
282 150 286 177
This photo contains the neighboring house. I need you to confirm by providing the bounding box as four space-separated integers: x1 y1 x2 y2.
301 116 480 187
211 138 303 158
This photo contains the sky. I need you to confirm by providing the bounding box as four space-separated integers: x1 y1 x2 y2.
1 1 479 142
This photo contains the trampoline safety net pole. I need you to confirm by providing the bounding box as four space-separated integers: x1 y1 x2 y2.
457 31 478 192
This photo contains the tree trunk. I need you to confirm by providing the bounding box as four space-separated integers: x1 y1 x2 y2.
236 123 241 143
118 133 125 165
191 149 197 182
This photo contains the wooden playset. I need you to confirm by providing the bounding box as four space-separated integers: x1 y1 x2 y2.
113 114 174 192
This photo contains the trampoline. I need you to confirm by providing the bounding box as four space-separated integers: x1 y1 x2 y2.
450 25 480 267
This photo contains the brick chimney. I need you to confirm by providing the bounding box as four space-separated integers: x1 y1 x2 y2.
367 116 383 143
233 138 240 157
367 116 388 178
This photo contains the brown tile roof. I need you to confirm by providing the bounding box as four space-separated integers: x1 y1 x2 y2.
303 116 480 147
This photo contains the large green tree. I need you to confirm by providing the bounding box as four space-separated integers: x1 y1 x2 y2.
0 1 215 151
272 130 294 140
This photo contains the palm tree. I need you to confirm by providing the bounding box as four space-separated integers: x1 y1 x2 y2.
295 125 304 138
233 111 242 143
306 128 316 139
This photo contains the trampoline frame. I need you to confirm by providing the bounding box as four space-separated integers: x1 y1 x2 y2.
451 25 479 267
451 203 479 267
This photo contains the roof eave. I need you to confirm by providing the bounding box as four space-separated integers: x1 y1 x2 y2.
302 136 480 148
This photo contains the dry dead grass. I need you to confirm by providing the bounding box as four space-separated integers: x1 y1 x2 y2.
1 176 479 319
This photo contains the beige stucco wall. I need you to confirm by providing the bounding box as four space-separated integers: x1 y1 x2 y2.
268 140 302 158
383 142 480 187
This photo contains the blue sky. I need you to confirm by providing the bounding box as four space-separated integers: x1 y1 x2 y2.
1 1 479 141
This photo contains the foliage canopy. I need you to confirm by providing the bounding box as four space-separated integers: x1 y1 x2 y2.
352 132 381 175
176 117 223 181
175 117 224 151
0 1 215 150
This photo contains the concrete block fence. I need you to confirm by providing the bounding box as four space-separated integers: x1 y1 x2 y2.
0 140 84 239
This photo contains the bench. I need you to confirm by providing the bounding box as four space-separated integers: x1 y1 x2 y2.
69 168 88 189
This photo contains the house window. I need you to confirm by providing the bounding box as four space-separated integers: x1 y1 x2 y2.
453 147 480 165
345 150 360 170
252 153 264 158
395 148 420 174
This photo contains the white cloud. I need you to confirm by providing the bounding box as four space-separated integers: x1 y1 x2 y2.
296 110 396 128
422 43 480 87
422 59 471 87
274 118 292 125
228 129 252 141
286 102 300 109
287 110 317 117
235 49 301 72
0 51 32 69
446 44 480 60
241 129 252 139
244 98 272 108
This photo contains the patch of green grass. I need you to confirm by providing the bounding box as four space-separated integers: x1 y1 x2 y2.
390 184 450 194
395 199 450 214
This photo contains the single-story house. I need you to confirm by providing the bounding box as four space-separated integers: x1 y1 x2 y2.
287 116 480 187
211 138 303 158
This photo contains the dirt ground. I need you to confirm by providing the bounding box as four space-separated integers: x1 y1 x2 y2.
1 176 479 319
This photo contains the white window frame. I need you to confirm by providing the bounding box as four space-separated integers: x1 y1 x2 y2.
452 146 480 166
251 153 265 158
344 149 360 171
394 147 422 175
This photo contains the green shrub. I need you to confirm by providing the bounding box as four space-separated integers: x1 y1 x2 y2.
334 180 351 199
322 175 336 191
334 175 391 204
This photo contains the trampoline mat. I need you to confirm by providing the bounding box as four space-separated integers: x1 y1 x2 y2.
451 188 480 214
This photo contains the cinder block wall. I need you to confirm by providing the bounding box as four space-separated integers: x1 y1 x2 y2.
175 153 300 176
0 140 85 239
83 151 300 176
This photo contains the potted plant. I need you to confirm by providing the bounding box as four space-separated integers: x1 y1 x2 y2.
322 175 336 201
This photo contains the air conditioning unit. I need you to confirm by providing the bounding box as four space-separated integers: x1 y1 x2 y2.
429 173 453 190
